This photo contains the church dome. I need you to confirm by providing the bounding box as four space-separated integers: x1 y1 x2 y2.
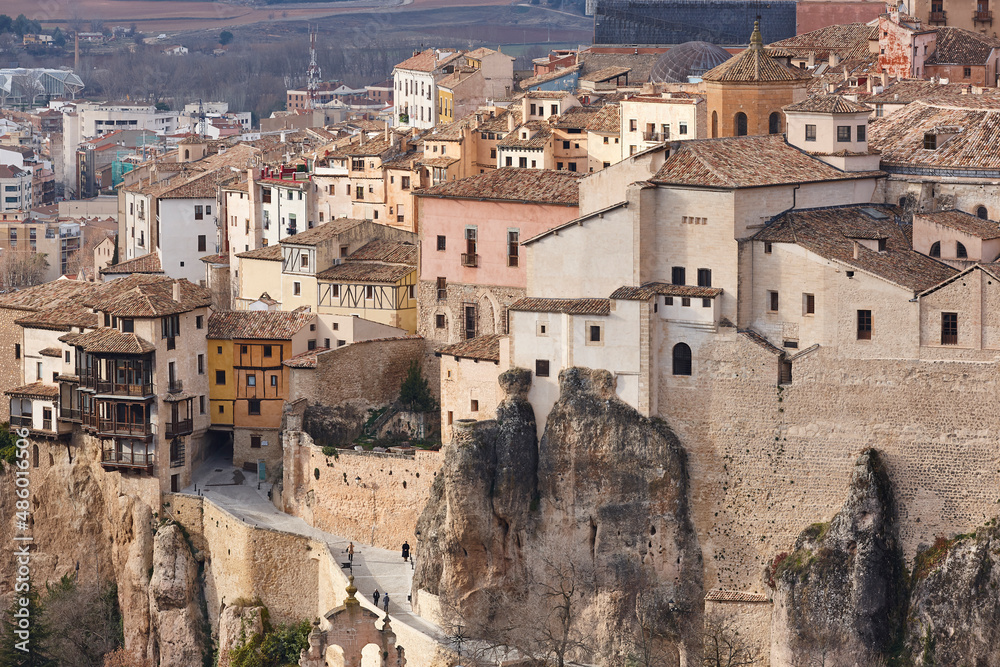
649 41 734 83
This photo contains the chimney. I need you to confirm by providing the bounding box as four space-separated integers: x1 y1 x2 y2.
172 281 181 301
830 53 841 67
881 71 888 87
507 112 515 132
853 241 860 259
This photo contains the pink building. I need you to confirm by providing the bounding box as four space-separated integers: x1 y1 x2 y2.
415 168 582 345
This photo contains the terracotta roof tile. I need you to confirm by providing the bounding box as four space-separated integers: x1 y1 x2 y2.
551 106 605 130
578 51 660 83
59 327 156 355
282 347 329 368
416 167 581 205
16 302 99 331
580 65 632 83
281 219 367 246
753 204 958 292
38 347 63 357
702 45 812 83
394 48 462 73
207 310 313 340
0 279 102 312
5 382 60 399
85 275 211 317
586 104 620 133
510 297 610 315
199 253 230 265
916 210 1000 239
610 283 723 300
437 334 504 362
345 240 417 264
236 245 282 261
784 94 872 114
317 262 414 283
477 109 522 134
651 135 883 188
768 22 876 62
518 65 582 90
925 27 1000 66
101 252 163 275
497 123 553 149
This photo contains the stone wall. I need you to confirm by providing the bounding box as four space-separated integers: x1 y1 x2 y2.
281 429 443 551
417 279 524 346
233 426 282 481
0 305 26 421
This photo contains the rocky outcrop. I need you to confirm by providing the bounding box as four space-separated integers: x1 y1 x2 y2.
217 603 265 667
302 402 367 447
769 449 906 665
905 520 1000 665
415 367 702 662
147 523 207 667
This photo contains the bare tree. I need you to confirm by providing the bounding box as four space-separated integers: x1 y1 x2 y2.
702 612 760 667
0 250 49 290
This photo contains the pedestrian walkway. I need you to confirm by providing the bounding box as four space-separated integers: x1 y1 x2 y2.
181 453 444 641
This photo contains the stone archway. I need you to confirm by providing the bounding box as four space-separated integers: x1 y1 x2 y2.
299 577 406 667
476 290 502 335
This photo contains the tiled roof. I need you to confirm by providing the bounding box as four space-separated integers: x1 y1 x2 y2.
509 297 610 315
753 205 958 292
38 347 63 357
610 283 723 300
768 22 876 61
478 108 522 134
236 245 282 261
281 219 366 246
580 65 632 83
207 310 312 340
868 101 1000 171
863 79 1000 105
550 106 604 130
394 49 462 73
784 95 872 114
199 253 230 265
702 44 812 83
283 347 330 368
497 123 552 149
704 589 771 603
16 302 99 331
346 240 417 264
586 104 620 133
5 382 60 399
101 252 163 275
59 327 156 355
317 261 414 283
418 156 460 169
925 27 1000 66
85 275 211 317
0 279 101 312
651 135 884 189
0 165 28 178
916 210 1000 239
578 51 660 83
415 168 581 205
437 334 504 362
518 65 581 90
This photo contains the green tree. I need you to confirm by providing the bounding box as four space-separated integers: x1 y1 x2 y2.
0 421 19 465
51 28 65 48
0 578 56 667
398 361 437 413
44 573 124 666
219 31 234 46
0 15 14 34
229 620 310 667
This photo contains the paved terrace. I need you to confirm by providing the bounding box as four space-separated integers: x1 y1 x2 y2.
182 453 444 642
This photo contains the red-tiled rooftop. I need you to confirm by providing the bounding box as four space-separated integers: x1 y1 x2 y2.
236 245 282 261
5 382 60 399
101 252 163 275
915 210 1000 239
207 310 313 340
416 168 581 206
784 95 872 114
60 328 157 355
437 334 504 362
610 283 723 300
509 297 610 315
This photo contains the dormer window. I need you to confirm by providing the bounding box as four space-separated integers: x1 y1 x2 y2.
923 133 937 150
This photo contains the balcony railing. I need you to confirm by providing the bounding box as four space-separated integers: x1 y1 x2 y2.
9 415 31 428
642 130 669 142
508 254 519 268
59 407 82 422
94 381 153 397
101 449 154 470
165 419 193 439
974 9 993 22
97 419 153 437
461 253 479 268
929 10 947 21
167 379 183 394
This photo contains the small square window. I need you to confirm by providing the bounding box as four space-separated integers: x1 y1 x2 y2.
837 126 851 142
218 405 224 414
437 235 446 251
535 359 550 377
536 321 548 336
251 435 261 448
435 314 446 328
764 242 772 254
805 124 816 142
702 298 712 308
470 399 479 412
665 296 674 306
247 375 256 387
586 322 603 346
248 400 261 415
682 297 691 307
215 370 226 385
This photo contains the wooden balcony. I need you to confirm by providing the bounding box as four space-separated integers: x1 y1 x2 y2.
9 415 31 428
101 449 154 471
643 130 668 142
95 381 153 397
974 9 993 23
97 418 153 438
461 252 479 268
929 10 947 22
59 407 82 422
165 419 193 439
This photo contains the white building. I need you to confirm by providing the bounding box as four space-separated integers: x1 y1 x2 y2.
620 93 706 159
0 165 32 212
393 49 463 129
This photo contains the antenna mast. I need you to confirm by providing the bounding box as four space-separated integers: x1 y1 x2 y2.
307 25 322 110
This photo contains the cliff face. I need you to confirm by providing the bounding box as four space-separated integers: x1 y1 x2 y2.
905 520 1000 665
769 449 906 665
415 367 703 661
147 523 207 666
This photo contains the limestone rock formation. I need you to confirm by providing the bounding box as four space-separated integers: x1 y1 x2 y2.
147 523 208 666
905 519 1000 665
415 366 702 662
217 603 265 667
769 449 906 664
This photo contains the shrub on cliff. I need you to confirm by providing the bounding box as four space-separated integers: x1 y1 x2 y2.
0 422 18 465
228 619 310 667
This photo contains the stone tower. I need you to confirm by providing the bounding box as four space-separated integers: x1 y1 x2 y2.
702 21 812 138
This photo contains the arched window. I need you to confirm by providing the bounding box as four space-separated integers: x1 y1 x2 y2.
711 111 718 138
768 112 781 135
672 343 692 376
977 205 989 220
735 112 748 137
957 241 968 259
184 149 190 160
898 197 908 207
930 241 941 258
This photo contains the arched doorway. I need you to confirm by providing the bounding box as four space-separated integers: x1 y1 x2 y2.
360 643 381 666
673 343 692 376
477 292 498 335
735 112 748 137
769 111 781 134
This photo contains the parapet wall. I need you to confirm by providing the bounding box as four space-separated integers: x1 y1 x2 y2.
280 430 442 551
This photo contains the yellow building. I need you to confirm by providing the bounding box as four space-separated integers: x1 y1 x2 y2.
207 310 314 475
316 239 418 333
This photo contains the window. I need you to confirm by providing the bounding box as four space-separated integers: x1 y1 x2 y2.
587 323 603 345
36 361 42 381
941 312 958 345
803 293 815 315
702 298 712 308
672 343 692 376
200 396 206 414
437 235 446 251
768 112 780 135
629 119 637 131
195 205 204 220
779 358 792 385
198 235 206 252
856 125 866 142
837 126 851 142
735 112 748 137
857 310 872 340
301 253 309 269
470 399 479 412
197 354 204 374
697 268 712 287
307 339 317 351
679 121 688 135
408 285 416 299
563 140 570 149
764 242 772 254
241 344 249 354
929 241 941 258
196 315 204 329
519 157 528 168
464 304 477 340
977 206 989 220
219 405 224 414
247 400 262 417
551 105 558 115
437 277 447 300
768 291 779 312
505 157 512 167
508 230 519 267
293 282 301 296
251 435 261 448
957 242 968 259
875 103 884 118
535 359 550 377
401 176 410 190
270 375 278 387
964 67 972 78
121 318 134 333
682 297 691 307
923 134 937 150
435 314 446 328
365 285 375 300
12 344 17 360
665 297 674 306
247 375 256 387
671 266 686 286
216 370 226 385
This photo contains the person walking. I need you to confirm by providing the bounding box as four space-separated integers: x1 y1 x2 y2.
373 589 380 607
347 542 355 563
382 593 390 613
401 541 410 562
